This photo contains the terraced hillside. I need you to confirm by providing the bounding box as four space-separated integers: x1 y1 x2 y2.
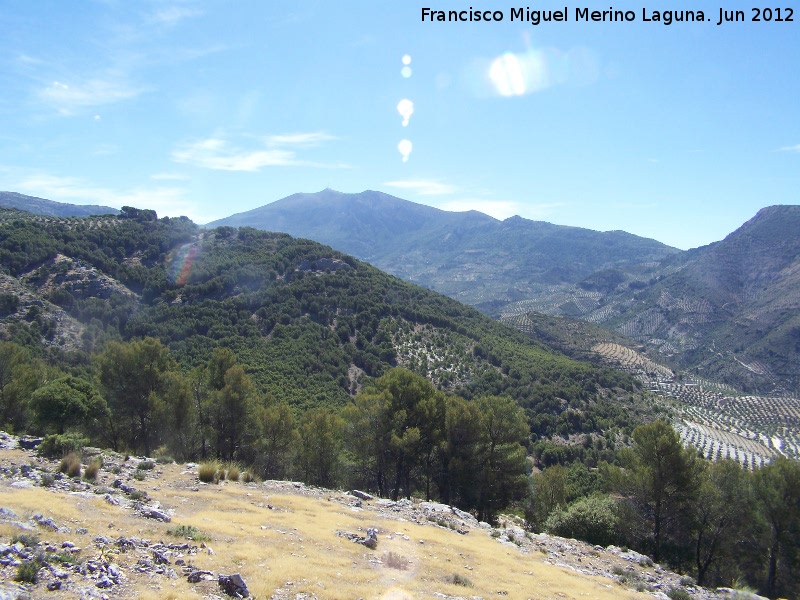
499 304 800 469
590 341 800 468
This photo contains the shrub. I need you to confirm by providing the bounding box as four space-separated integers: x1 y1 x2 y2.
132 470 146 481
48 552 75 565
156 455 174 464
198 461 220 483
11 533 40 547
129 490 146 501
37 433 88 459
59 453 81 478
241 470 257 483
544 495 619 547
40 473 55 487
84 459 101 481
136 460 155 470
383 552 410 570
667 588 692 600
224 462 241 482
167 524 209 541
15 559 41 583
448 573 473 587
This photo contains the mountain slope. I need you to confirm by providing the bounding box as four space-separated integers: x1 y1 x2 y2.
0 208 652 446
503 205 800 394
207 189 680 308
0 191 118 217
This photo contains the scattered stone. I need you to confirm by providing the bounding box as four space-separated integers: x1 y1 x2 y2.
350 490 374 501
50 566 69 580
32 514 58 530
0 508 17 519
219 573 250 598
47 581 62 591
363 527 378 550
139 507 171 522
187 569 215 583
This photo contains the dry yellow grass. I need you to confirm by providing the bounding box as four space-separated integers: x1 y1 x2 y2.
0 449 642 599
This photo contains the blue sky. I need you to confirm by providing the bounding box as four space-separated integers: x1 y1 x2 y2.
0 1 797 249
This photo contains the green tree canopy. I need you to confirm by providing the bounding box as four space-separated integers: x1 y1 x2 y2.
98 337 176 455
30 376 107 435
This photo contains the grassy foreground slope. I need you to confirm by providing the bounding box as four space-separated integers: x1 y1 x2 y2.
0 441 667 600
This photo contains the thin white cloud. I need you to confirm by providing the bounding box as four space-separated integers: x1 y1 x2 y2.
172 133 345 171
266 132 337 146
148 6 205 26
39 78 142 114
16 53 44 66
384 180 457 196
172 138 298 171
777 144 800 153
13 172 207 222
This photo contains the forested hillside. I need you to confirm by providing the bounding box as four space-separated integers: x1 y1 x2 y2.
0 207 654 467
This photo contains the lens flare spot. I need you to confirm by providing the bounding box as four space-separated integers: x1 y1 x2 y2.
402 54 412 65
166 243 199 286
483 46 599 97
398 139 412 162
401 66 412 78
489 52 527 96
397 98 414 126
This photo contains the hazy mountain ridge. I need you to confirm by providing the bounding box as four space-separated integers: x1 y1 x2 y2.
0 191 119 217
207 189 680 307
